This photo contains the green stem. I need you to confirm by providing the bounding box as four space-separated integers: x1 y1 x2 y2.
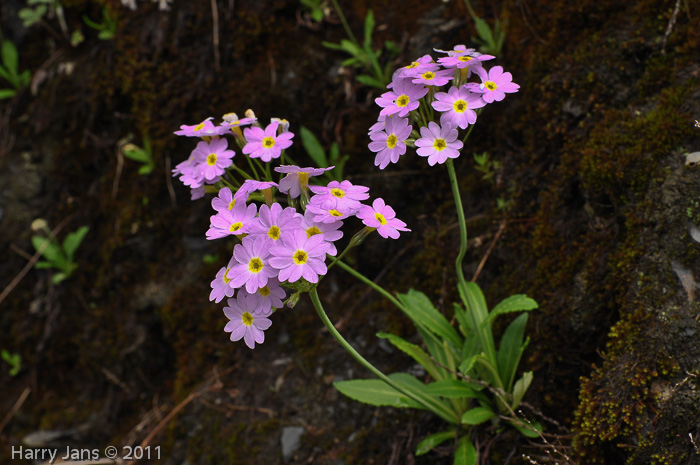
333 259 405 313
445 159 468 286
309 287 459 424
329 0 359 47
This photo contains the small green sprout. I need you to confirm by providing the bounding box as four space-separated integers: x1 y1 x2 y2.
322 4 399 89
1 350 22 377
0 40 31 99
462 0 507 56
31 220 89 284
122 134 155 175
82 7 117 40
299 0 328 23
473 151 501 183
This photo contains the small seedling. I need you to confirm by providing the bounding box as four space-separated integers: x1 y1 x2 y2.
1 350 22 377
82 7 117 40
299 0 328 23
473 151 501 183
322 6 399 89
122 134 155 175
0 40 31 99
31 222 89 284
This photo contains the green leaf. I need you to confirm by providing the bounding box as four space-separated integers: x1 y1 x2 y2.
137 164 154 175
415 429 456 456
510 418 542 438
377 332 442 380
461 406 496 425
485 294 538 326
0 66 14 86
0 89 15 99
363 10 375 50
321 41 344 51
19 6 46 27
1 41 19 76
62 226 89 262
454 435 477 465
397 289 463 349
388 372 460 424
458 354 477 376
474 18 494 47
339 39 363 58
52 272 68 284
124 147 149 163
511 371 533 409
311 8 323 22
453 302 472 340
355 74 384 89
334 378 423 409
32 236 67 270
300 126 327 167
497 313 529 391
424 379 478 399
34 261 55 269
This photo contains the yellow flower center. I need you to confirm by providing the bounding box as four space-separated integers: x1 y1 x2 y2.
484 81 498 91
458 56 473 62
329 209 343 217
230 222 243 232
421 71 435 80
405 61 419 69
228 199 236 210
293 250 308 265
241 311 253 326
386 134 398 149
268 225 281 240
194 122 205 131
306 226 322 238
375 212 387 225
433 139 447 151
331 188 345 198
207 153 217 166
258 285 271 297
262 136 276 148
396 95 410 107
248 257 264 273
453 100 467 113
223 268 232 284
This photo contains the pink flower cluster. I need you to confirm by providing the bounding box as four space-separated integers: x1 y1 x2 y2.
369 45 519 169
206 173 409 349
172 115 294 199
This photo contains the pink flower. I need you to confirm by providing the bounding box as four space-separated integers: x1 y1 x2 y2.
174 118 229 137
209 256 236 303
269 230 331 283
392 54 438 80
248 202 302 242
415 122 463 166
308 180 369 214
223 294 271 349
206 202 258 240
191 138 235 181
375 78 429 118
432 86 486 129
467 66 519 103
228 236 278 294
242 121 294 162
237 277 285 315
357 198 410 239
368 116 412 169
275 165 334 198
410 68 454 87
300 209 343 255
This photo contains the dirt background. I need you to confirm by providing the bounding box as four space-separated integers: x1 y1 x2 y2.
1 0 700 464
